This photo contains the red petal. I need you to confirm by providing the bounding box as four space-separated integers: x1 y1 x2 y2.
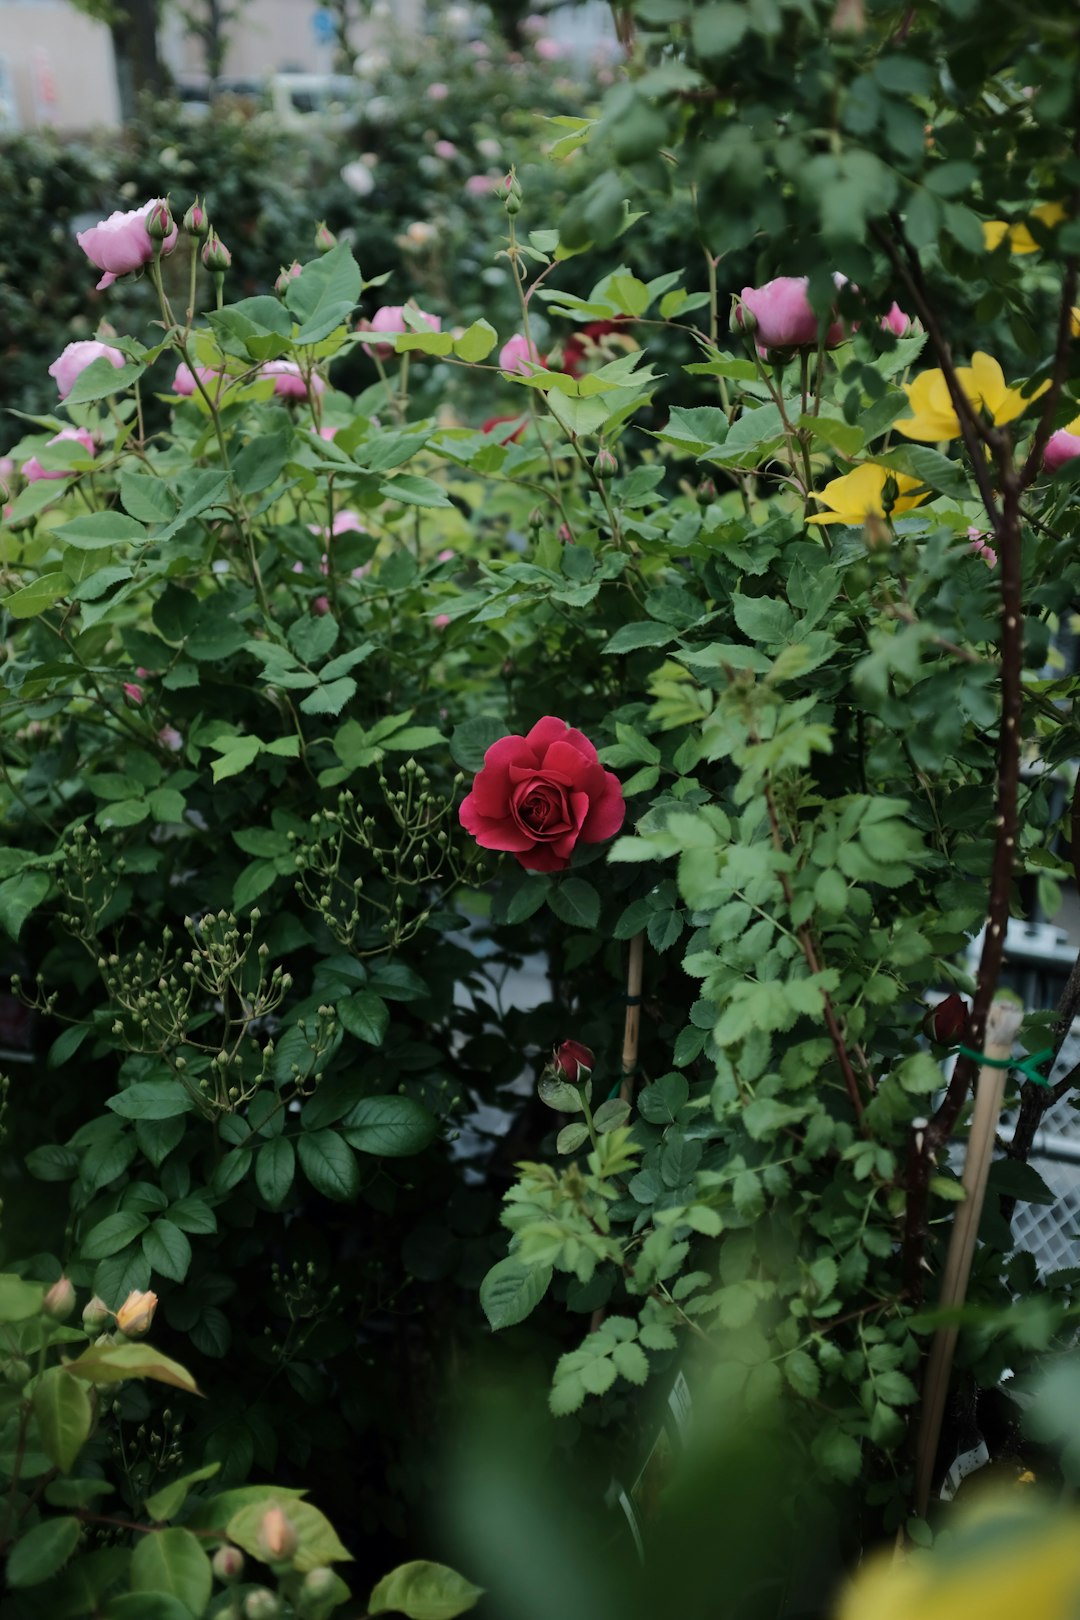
580 774 625 842
524 716 569 755
459 795 536 852
537 740 593 786
469 735 532 816
517 843 571 872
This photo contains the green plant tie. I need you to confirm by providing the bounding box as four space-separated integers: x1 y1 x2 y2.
953 1045 1054 1087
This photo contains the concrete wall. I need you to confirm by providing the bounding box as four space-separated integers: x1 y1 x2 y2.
163 0 424 81
0 1 121 132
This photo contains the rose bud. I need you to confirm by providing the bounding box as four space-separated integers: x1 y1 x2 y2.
212 1544 245 1584
594 447 617 480
502 172 523 214
697 478 717 506
275 261 302 295
924 993 970 1046
183 197 209 239
314 220 337 253
43 1276 76 1321
243 1592 280 1620
146 199 175 244
82 1295 110 1332
555 1039 595 1083
257 1504 298 1564
299 1568 339 1614
115 1288 158 1337
202 231 232 272
123 682 144 706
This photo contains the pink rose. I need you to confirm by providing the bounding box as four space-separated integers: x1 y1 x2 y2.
459 715 625 873
158 725 184 752
437 548 455 562
434 139 458 160
882 301 913 338
361 304 441 359
260 361 325 400
0 457 14 498
313 595 331 615
466 174 496 197
737 275 846 350
172 362 222 396
1044 427 1080 472
49 340 125 400
21 427 97 483
76 198 178 291
433 613 451 628
308 509 367 542
498 333 544 375
426 82 450 100
534 37 563 59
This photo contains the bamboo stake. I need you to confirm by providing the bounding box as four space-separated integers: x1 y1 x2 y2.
619 932 645 1104
913 999 1024 1514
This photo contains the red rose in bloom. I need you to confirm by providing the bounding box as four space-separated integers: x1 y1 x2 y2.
459 716 625 872
555 1040 595 1082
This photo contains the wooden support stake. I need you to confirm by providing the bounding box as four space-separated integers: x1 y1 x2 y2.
913 999 1023 1515
619 932 645 1105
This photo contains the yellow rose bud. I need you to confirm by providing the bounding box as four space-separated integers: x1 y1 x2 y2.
43 1277 76 1320
115 1289 158 1337
257 1504 298 1565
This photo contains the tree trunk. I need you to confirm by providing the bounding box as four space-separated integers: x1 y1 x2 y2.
111 0 163 120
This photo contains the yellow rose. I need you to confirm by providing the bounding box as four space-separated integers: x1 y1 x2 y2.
896 351 1048 441
806 462 927 526
114 1288 158 1337
982 200 1066 254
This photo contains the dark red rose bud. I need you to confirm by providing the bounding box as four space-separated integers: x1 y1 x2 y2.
924 993 969 1045
555 1040 595 1083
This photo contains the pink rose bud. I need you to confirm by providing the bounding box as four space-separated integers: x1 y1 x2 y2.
434 139 458 160
314 220 337 253
437 548 455 561
881 301 912 337
158 725 184 752
555 1039 595 1083
257 1505 298 1564
967 527 997 568
594 446 617 480
534 36 563 59
123 682 144 706
1044 427 1080 472
498 332 543 375
49 339 126 400
115 1288 157 1336
172 362 220 396
43 1277 76 1321
361 304 442 359
212 1545 245 1584
426 81 450 100
466 173 496 197
923 993 970 1046
82 1295 110 1332
736 275 846 350
433 613 451 628
183 197 209 238
146 199 174 243
502 171 523 214
275 261 303 295
77 198 178 289
202 231 232 272
313 594 331 615
260 360 325 400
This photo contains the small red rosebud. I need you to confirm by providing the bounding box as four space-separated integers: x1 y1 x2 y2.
314 221 337 253
554 1040 595 1083
924 993 970 1046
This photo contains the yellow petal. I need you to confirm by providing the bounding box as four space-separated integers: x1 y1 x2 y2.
896 368 962 441
968 351 1008 414
992 378 1050 426
982 220 1010 251
835 1506 1080 1620
806 464 927 526
1071 306 1080 339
